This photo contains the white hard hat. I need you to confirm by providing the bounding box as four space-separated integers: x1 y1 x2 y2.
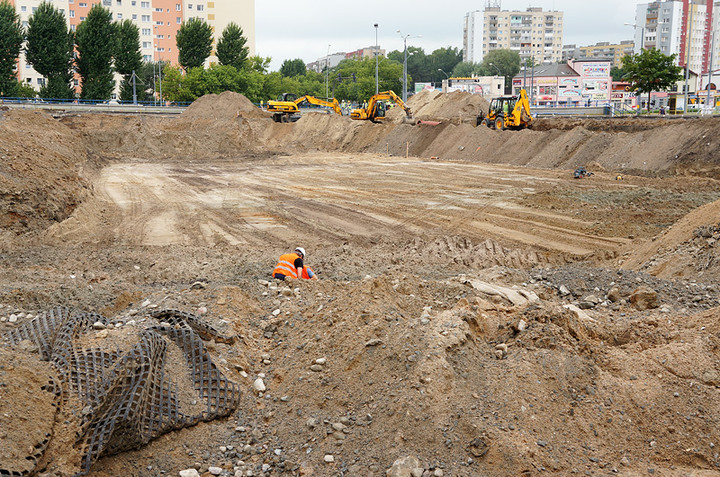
295 247 306 258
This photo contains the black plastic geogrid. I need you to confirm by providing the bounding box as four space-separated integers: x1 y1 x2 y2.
1 307 240 476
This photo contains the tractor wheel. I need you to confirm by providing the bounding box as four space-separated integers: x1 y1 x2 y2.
495 117 505 130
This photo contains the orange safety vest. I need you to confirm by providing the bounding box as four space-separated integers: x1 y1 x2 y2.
301 266 315 279
273 253 301 279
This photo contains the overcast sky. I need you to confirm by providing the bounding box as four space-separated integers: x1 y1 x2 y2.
256 0 639 71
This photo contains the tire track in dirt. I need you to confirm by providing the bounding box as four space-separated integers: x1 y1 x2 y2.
43 155 632 260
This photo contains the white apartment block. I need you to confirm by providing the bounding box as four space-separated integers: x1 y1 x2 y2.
635 0 713 74
463 3 563 66
10 0 255 95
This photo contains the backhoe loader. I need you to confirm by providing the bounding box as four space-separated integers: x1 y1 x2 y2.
476 88 533 130
351 90 413 123
266 93 343 123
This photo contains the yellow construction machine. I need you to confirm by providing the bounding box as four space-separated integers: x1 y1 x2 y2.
476 88 533 130
351 90 413 123
266 93 342 123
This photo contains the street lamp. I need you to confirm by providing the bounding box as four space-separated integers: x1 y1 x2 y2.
374 24 379 95
624 22 645 51
397 30 422 102
488 62 501 76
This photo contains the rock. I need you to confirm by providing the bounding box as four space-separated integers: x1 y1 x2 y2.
310 364 323 372
253 377 266 392
433 470 444 477
315 357 327 365
190 281 206 289
208 467 223 475
365 338 383 346
386 456 421 477
258 279 270 286
559 285 571 296
468 437 489 458
411 469 424 477
584 295 600 304
179 470 201 477
577 301 595 310
281 287 293 297
324 454 335 463
630 286 659 310
607 287 621 302
272 309 281 316
92 321 107 330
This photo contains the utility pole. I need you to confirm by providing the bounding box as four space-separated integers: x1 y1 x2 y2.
158 60 163 106
374 23 379 95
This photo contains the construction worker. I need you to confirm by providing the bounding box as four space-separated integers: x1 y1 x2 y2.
272 247 306 281
302 265 318 280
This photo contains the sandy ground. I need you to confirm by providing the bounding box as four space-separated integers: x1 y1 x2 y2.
1 93 720 477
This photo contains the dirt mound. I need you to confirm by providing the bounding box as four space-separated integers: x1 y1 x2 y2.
180 91 268 121
400 90 489 123
623 198 720 281
0 110 92 238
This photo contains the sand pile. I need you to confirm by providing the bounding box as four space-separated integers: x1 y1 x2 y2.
179 91 268 121
404 90 489 123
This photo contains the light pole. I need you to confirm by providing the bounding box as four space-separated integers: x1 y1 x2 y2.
374 24 379 95
683 6 694 115
325 44 331 99
624 22 645 51
488 62 501 76
438 68 449 91
397 31 421 102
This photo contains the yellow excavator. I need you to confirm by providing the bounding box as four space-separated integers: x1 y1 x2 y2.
476 88 533 130
266 93 342 123
351 90 413 123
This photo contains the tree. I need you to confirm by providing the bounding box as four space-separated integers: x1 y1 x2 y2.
26 2 75 99
0 1 23 97
610 65 626 82
75 5 117 100
176 18 213 70
482 49 521 92
452 61 482 78
280 59 306 78
114 19 142 101
216 22 248 70
622 49 682 112
429 47 463 80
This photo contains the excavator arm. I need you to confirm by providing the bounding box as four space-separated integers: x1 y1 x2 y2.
351 90 413 122
295 96 342 115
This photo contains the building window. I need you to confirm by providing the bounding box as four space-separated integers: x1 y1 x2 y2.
20 5 26 11
176 3 181 9
196 4 203 11
142 28 150 35
79 2 87 6
141 1 149 7
69 10 75 17
132 14 137 19
143 41 150 48
142 14 150 21
176 17 181 23
188 4 192 9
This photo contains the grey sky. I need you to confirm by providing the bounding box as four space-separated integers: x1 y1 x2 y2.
256 1 639 71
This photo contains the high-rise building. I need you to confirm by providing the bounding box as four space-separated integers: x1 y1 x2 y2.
635 0 712 73
463 2 563 65
11 0 255 93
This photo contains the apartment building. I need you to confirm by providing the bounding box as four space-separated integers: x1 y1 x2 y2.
563 41 635 68
11 0 255 92
634 0 712 73
463 2 563 65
